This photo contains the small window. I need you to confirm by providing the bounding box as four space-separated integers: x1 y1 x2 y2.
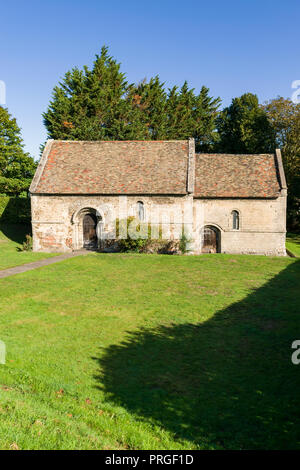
232 210 239 230
137 201 145 221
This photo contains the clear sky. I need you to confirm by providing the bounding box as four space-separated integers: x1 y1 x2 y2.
1 0 299 160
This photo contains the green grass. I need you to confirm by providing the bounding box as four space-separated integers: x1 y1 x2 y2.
0 252 299 450
0 224 57 270
286 232 300 257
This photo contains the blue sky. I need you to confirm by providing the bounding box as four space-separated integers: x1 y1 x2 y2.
1 0 299 159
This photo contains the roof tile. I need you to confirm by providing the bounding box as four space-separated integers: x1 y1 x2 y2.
33 140 189 194
194 153 281 198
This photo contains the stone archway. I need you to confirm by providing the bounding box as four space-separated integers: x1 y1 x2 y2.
72 207 103 250
201 225 221 253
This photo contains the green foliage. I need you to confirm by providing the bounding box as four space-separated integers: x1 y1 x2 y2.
262 97 300 231
43 46 220 150
0 177 32 195
43 46 129 141
179 232 190 254
127 78 220 150
116 216 153 252
215 93 275 153
216 95 300 230
0 107 36 195
20 234 33 251
0 196 31 224
118 236 147 253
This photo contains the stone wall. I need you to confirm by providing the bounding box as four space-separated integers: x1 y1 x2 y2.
193 192 287 255
31 194 193 252
31 191 287 256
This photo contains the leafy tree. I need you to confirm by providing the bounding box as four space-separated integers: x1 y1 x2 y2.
43 46 220 150
215 93 275 153
263 97 300 230
262 97 300 178
0 106 36 195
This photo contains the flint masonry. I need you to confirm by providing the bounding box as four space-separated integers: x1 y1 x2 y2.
29 138 287 255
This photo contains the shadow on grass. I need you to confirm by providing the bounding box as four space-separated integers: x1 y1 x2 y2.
0 196 31 244
96 260 300 449
0 223 31 245
287 233 300 242
287 233 300 247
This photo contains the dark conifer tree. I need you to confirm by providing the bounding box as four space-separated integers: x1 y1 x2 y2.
44 46 220 149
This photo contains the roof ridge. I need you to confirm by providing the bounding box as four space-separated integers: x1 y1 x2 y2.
29 139 54 193
52 139 189 143
196 153 274 157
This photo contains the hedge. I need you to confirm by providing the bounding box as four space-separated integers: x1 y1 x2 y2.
0 196 31 224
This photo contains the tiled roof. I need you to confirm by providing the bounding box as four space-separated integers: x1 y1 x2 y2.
31 140 190 194
30 140 283 198
194 153 281 198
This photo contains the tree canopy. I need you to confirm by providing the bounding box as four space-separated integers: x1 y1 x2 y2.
262 97 300 230
215 93 275 153
43 48 299 230
215 94 300 229
0 106 36 195
43 46 220 151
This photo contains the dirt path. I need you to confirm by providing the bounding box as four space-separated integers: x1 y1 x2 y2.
0 251 87 279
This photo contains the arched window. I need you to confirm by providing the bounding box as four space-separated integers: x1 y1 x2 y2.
232 210 240 230
137 201 145 221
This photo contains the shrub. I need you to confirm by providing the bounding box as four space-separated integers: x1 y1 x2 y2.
116 217 148 252
179 232 190 254
158 240 180 255
20 234 33 251
113 217 188 254
116 217 162 253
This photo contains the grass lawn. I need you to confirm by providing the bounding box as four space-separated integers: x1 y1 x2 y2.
0 224 57 270
286 232 300 257
0 252 299 450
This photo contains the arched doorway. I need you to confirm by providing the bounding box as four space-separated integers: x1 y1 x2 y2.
201 226 220 253
83 213 98 249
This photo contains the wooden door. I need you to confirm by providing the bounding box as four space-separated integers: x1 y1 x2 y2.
202 226 218 253
83 214 97 248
